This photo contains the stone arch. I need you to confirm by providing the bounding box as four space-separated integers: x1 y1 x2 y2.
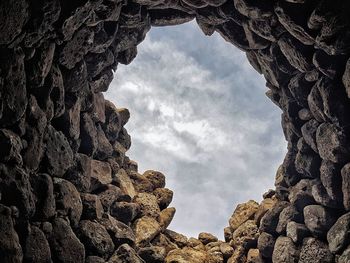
1 0 350 262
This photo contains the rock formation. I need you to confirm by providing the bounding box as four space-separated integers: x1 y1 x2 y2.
1 0 350 262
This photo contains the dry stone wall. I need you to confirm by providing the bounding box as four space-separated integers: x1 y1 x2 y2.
1 0 350 262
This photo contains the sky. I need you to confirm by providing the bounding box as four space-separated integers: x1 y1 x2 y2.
105 21 287 239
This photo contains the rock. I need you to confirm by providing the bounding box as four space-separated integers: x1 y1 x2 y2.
44 125 74 177
246 249 263 263
49 218 85 263
229 200 259 232
153 188 174 210
109 244 145 263
139 246 166 263
128 171 154 193
23 225 51 263
98 184 122 211
220 243 234 259
133 216 162 247
227 246 247 263
303 205 337 237
115 168 137 199
65 153 92 193
164 229 188 248
165 247 213 263
254 197 276 223
149 9 195 27
272 236 299 263
102 101 121 142
339 245 350 263
0 204 23 263
158 207 176 230
77 220 114 259
86 256 105 263
320 160 343 204
143 170 166 189
316 123 350 163
259 201 289 235
94 125 114 160
301 119 319 153
276 205 302 234
277 34 313 72
311 180 341 208
341 163 350 211
327 212 350 253
31 173 56 220
257 232 275 258
295 150 321 178
230 220 259 249
98 214 135 246
198 232 218 245
53 178 83 226
134 192 160 218
79 113 98 156
0 129 23 164
298 238 334 263
289 180 316 211
90 160 112 191
110 201 139 223
286 221 310 244
81 193 103 220
233 0 274 20
343 58 350 98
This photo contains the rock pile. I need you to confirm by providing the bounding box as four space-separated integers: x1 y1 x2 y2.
1 0 350 262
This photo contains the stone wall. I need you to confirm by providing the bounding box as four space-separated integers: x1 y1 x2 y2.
1 0 350 262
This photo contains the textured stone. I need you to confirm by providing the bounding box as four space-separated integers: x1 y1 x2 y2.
272 236 299 263
90 160 112 191
134 192 161 218
81 193 103 220
153 188 174 210
139 246 166 263
110 201 139 223
133 216 162 247
159 207 176 230
327 212 350 253
109 243 145 263
286 221 310 244
229 200 259 232
198 232 218 245
303 205 337 237
24 226 51 263
257 232 275 258
298 238 333 263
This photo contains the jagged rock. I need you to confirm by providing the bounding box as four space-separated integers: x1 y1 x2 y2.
298 238 334 263
276 205 302 234
81 193 103 220
246 249 263 263
327 212 350 253
233 0 273 20
289 179 316 211
62 60 88 93
164 230 188 248
198 232 218 245
79 113 98 156
94 125 114 160
220 243 234 259
139 246 166 263
128 171 154 193
0 204 23 262
153 188 174 209
342 163 350 211
109 244 145 263
98 184 122 211
77 220 114 259
0 129 23 164
254 197 276 223
53 178 82 226
229 200 259 232
159 207 176 230
149 9 195 26
303 205 337 237
134 192 161 218
115 169 137 199
257 232 275 258
90 160 112 191
133 216 162 247
86 256 105 263
110 201 139 223
272 236 299 263
259 201 289 235
301 119 319 153
65 153 92 193
286 221 310 244
231 220 259 249
165 247 214 263
44 125 74 177
49 218 85 263
339 245 350 263
23 225 51 263
143 170 166 189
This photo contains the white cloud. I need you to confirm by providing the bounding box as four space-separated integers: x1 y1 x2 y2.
105 21 287 239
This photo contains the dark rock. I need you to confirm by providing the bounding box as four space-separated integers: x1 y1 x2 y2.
117 46 138 65
23 225 51 263
272 236 299 263
286 221 310 244
143 170 166 189
289 179 316 211
0 48 27 126
65 153 92 193
102 100 122 142
45 64 65 118
242 21 271 50
153 188 174 210
298 109 313 121
0 0 28 45
77 220 114 259
85 50 115 78
301 119 319 153
98 184 122 211
150 9 195 26
216 20 250 51
0 204 23 262
90 159 112 191
233 0 274 20
288 73 313 108
94 125 114 160
257 232 275 258
117 127 132 151
298 238 334 263
79 113 98 156
259 201 289 235
313 49 347 79
44 125 74 177
276 205 302 234
274 1 316 45
31 173 56 220
327 212 350 253
58 27 94 69
320 160 343 204
81 193 103 220
311 180 341 208
0 165 35 218
0 129 23 164
110 201 140 224
62 60 88 93
316 123 350 163
49 218 85 263
277 34 313 72
86 256 105 263
139 246 166 263
90 69 114 93
339 245 350 263
109 243 145 263
303 205 337 237
344 58 350 98
295 150 321 178
53 178 83 226
341 163 350 211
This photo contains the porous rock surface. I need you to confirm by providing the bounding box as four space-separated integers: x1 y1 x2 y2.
1 0 350 262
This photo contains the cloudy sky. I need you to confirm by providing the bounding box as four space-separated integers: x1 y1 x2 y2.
105 21 287 239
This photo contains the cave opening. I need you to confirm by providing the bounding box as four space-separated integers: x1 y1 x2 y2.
105 20 287 239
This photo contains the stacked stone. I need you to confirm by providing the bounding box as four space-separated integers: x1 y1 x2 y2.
2 0 350 262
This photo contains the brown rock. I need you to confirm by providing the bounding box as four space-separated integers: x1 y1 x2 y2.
158 207 176 230
198 232 218 245
90 160 112 191
143 170 166 189
229 200 259 232
133 216 162 247
81 193 103 220
134 192 160 218
154 187 174 209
